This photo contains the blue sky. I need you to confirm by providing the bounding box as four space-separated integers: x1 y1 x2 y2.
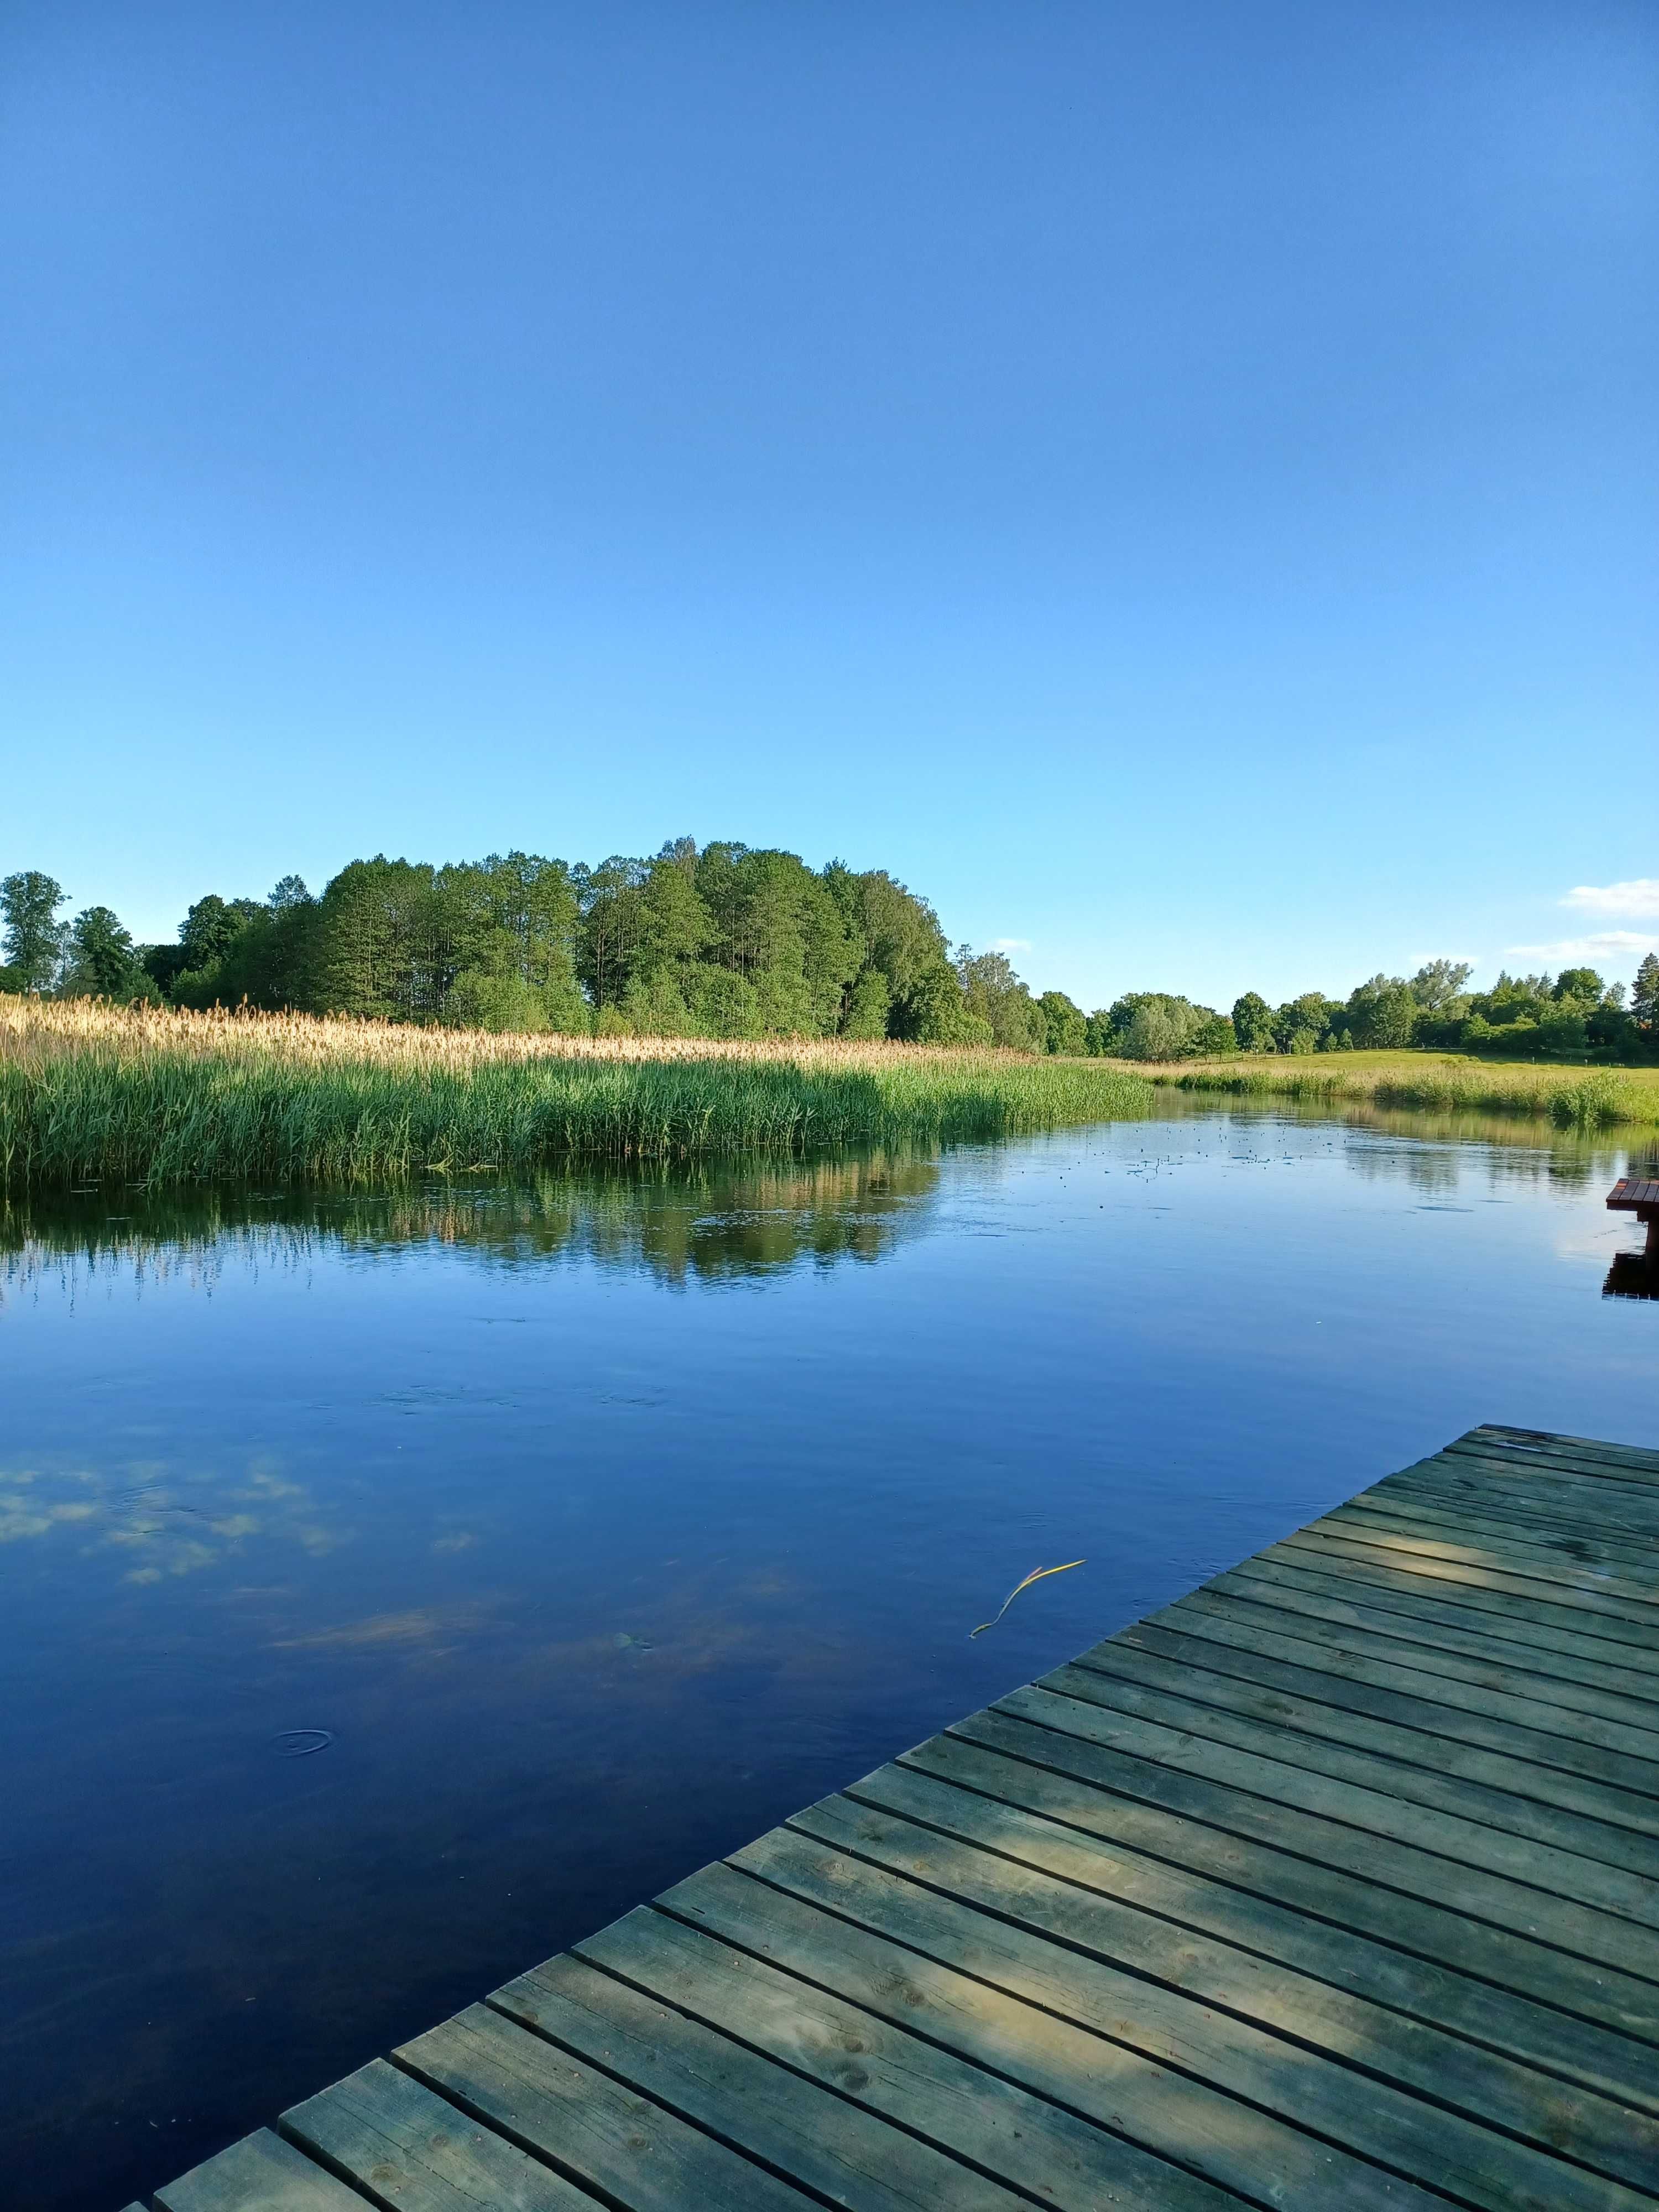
3 1 1655 1010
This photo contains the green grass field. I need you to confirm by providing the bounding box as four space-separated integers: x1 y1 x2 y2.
1138 1048 1659 1130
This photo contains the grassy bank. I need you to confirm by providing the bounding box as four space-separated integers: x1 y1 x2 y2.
1140 1049 1659 1131
0 998 1153 1187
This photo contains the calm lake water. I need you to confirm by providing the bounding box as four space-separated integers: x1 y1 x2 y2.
4 1100 1658 2212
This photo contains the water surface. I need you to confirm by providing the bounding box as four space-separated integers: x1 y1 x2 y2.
3 1105 1657 2211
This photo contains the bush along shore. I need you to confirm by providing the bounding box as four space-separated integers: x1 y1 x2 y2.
0 999 1154 1189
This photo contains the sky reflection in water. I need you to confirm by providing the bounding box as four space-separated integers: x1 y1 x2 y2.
3 1103 1657 2212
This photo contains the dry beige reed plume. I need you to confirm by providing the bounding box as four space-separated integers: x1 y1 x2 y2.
969 1559 1086 1636
0 995 1035 1074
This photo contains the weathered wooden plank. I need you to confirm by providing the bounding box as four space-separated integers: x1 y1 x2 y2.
1466 1424 1659 1472
574 1902 1243 2212
1335 1495 1659 1580
1370 1493 1659 1568
848 1755 1659 2119
959 1697 1659 1985
1453 1432 1659 1490
1319 1478 1659 1557
900 1725 1659 2084
1441 1433 1659 1486
1086 1629 1659 1833
1459 1449 1659 1495
1378 1480 1659 1551
776 1793 1659 2201
1037 1663 1659 1901
1468 1425 1659 1477
153 2128 363 2212
1212 1557 1659 1708
1348 1480 1659 1566
1276 1529 1659 1641
649 1866 1455 2212
1263 1538 1659 1660
1357 1477 1659 1553
489 1950 1033 2212
1144 1596 1659 1772
1380 1458 1659 1541
281 2057 596 2211
1306 1511 1659 1610
397 2002 813 2212
1397 1442 1659 1510
1249 1544 1659 1676
1218 1554 1659 1699
1398 1444 1659 1511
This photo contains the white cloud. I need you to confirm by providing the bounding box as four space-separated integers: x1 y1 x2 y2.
991 937 1032 952
1561 879 1659 917
1504 930 1658 963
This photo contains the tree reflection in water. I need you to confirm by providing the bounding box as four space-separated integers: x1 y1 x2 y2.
0 1148 944 1299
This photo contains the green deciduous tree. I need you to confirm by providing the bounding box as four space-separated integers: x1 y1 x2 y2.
893 958 989 1044
574 856 646 1014
1192 1011 1237 1055
1632 952 1659 1033
442 853 587 1031
1037 989 1087 1056
1273 992 1339 1051
956 947 1045 1052
1410 959 1473 1011
839 967 892 1040
1553 966 1604 1005
311 857 444 1020
685 962 763 1037
1119 997 1192 1060
1 871 67 991
1470 972 1551 1029
180 894 257 969
826 864 951 1038
63 906 156 1000
1345 974 1418 1048
1096 992 1219 1060
691 846 855 1036
1230 992 1275 1052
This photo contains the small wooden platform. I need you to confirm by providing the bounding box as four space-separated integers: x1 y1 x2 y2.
1610 1178 1659 1256
140 1425 1659 2211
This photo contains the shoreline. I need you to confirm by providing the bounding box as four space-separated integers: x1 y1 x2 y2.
1132 1050 1659 1131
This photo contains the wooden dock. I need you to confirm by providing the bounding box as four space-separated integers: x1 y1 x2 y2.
1610 1177 1659 1259
134 1423 1659 2212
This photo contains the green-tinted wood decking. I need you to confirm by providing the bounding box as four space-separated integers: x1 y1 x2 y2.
139 1425 1659 2211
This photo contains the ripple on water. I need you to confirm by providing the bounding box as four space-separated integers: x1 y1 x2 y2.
272 1729 335 1757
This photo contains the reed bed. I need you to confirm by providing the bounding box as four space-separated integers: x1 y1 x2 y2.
1142 1052 1659 1131
0 997 1152 1188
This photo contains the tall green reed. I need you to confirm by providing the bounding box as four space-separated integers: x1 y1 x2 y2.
0 1016 1153 1188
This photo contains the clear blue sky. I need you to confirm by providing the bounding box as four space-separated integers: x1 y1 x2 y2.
3 1 1655 1010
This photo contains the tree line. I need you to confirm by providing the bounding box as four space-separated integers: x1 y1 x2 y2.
1079 956 1659 1062
0 846 1065 1048
4 858 1656 1060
